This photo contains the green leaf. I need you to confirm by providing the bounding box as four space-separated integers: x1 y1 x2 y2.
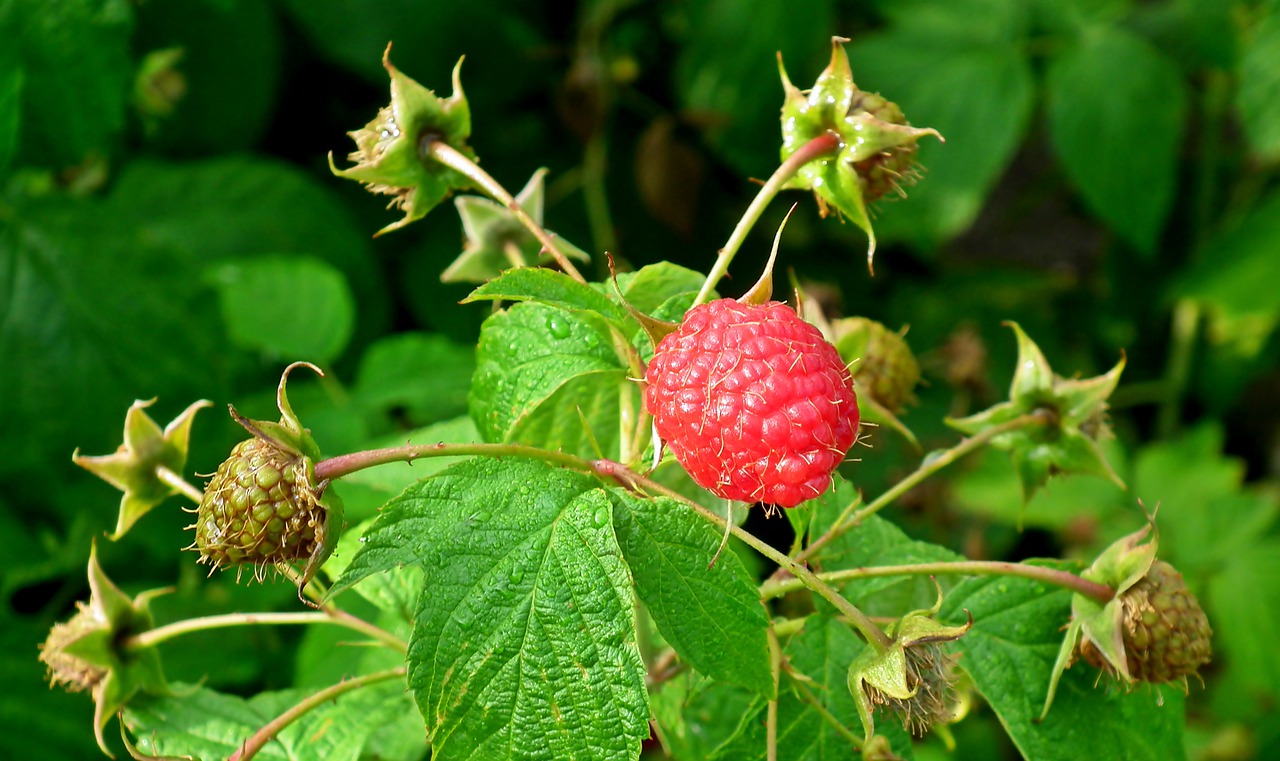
651 675 760 761
470 302 628 458
0 616 101 760
1207 540 1280 703
950 444 1131 531
709 615 916 761
124 680 415 761
464 267 629 326
1046 27 1187 254
1237 12 1280 161
2 0 134 168
941 574 1187 761
608 491 773 696
1132 423 1278 577
0 52 20 177
1177 191 1280 316
325 519 421 623
673 0 834 176
847 23 1034 247
335 458 648 760
807 476 962 612
611 262 707 316
353 332 475 425
209 255 355 363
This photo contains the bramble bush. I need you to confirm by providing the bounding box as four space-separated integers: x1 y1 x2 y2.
5 2 1280 761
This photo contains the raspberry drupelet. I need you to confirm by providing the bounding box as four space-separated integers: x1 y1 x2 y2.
644 298 860 508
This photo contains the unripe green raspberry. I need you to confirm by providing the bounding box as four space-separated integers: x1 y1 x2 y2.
1080 560 1212 685
833 317 920 413
846 92 920 202
192 437 324 581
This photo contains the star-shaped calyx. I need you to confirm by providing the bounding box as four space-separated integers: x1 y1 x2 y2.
74 399 211 540
779 37 942 271
947 322 1125 502
329 43 476 235
39 542 168 757
1041 518 1212 718
442 169 590 283
846 594 970 741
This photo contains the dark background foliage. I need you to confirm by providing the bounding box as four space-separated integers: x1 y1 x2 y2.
1 0 1277 759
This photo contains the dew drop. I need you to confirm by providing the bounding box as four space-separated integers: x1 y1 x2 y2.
509 566 525 584
548 317 571 340
593 506 610 528
472 510 492 524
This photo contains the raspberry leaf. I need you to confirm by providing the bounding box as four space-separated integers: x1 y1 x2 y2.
1046 27 1187 255
707 615 916 760
464 267 629 327
331 458 649 761
844 23 1034 248
807 476 963 612
608 262 706 316
941 573 1186 761
650 674 762 761
353 333 475 425
124 679 417 760
470 302 631 459
207 256 356 363
608 491 773 697
1238 13 1280 161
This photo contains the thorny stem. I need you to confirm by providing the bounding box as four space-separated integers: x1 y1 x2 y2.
154 465 204 504
315 441 596 482
125 611 408 654
694 132 840 305
760 559 1114 605
786 411 1051 575
424 139 587 283
591 460 894 652
767 629 781 761
228 667 407 761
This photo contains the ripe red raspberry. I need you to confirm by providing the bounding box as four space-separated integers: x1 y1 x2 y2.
644 298 859 507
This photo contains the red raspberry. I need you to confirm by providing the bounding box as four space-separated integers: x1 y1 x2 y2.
644 299 859 507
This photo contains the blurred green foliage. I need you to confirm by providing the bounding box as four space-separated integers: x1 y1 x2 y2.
2 0 1279 759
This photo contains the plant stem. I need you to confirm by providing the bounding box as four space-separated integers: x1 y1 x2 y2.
229 667 407 761
694 132 840 305
156 465 205 504
760 559 1114 605
766 627 781 761
583 132 618 260
424 139 587 283
591 460 893 652
315 441 597 482
791 411 1050 571
1156 299 1200 438
125 611 407 654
